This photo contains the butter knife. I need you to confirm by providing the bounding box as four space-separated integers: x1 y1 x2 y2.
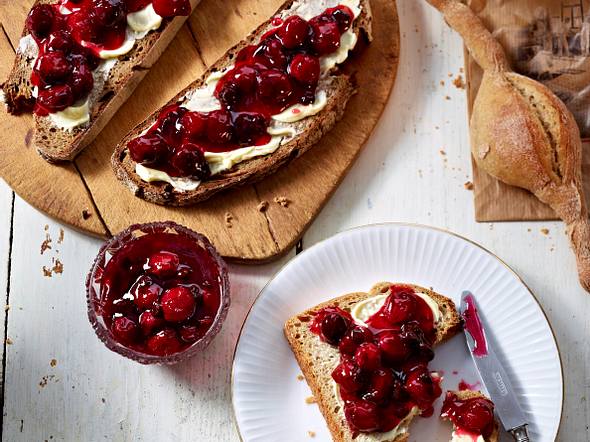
460 291 530 441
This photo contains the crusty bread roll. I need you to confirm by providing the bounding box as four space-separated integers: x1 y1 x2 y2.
427 0 590 292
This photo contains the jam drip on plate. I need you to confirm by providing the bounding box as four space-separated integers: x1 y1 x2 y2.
310 285 442 437
127 5 355 180
441 392 495 439
25 0 190 116
96 231 222 356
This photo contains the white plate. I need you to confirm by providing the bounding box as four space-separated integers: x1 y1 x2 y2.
232 224 563 442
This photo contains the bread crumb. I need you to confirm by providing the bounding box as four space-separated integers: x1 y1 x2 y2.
257 201 269 212
452 75 465 89
39 374 57 388
82 210 91 220
307 431 316 438
44 225 49 231
4 304 9 312
57 228 64 244
50 359 57 367
53 259 63 275
297 374 305 381
540 228 550 235
225 212 234 228
274 196 290 208
43 258 64 278
305 396 317 404
439 80 445 86
464 181 474 190
5 337 12 345
439 149 446 156
41 232 52 255
448 72 453 77
445 95 451 100
527 228 532 232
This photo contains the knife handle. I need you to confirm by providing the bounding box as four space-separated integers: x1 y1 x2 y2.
510 425 530 441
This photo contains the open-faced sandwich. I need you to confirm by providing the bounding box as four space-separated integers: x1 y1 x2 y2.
112 0 372 205
2 0 199 162
284 282 461 441
440 390 499 442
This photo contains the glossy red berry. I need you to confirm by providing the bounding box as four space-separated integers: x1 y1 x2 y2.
180 111 208 140
170 143 211 179
289 54 320 85
332 360 365 393
125 0 152 13
328 6 354 32
456 399 495 435
156 106 186 147
385 291 416 324
344 400 380 432
93 0 128 27
377 330 411 364
363 368 394 403
319 312 350 345
26 5 54 40
339 325 373 355
161 286 197 322
277 16 310 48
111 316 139 344
153 0 191 17
131 275 162 310
46 31 73 53
37 52 73 85
309 20 341 55
179 324 201 343
258 38 288 69
146 328 183 355
70 63 95 100
354 342 381 371
206 110 234 144
234 112 268 144
68 11 100 44
404 367 440 404
146 251 180 278
37 85 74 112
127 133 169 164
257 70 293 105
227 65 258 93
139 310 164 335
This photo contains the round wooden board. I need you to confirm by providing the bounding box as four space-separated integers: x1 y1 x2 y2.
0 0 399 263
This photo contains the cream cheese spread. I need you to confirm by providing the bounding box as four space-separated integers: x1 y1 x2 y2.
450 430 485 442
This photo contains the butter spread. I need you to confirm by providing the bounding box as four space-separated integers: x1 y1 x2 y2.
272 90 327 123
135 163 201 191
127 4 163 35
450 430 485 442
351 290 443 326
48 99 90 129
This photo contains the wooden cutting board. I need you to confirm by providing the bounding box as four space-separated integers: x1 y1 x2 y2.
0 0 399 263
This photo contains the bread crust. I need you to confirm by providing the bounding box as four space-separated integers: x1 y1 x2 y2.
111 0 373 206
283 282 461 442
443 390 500 442
2 0 200 162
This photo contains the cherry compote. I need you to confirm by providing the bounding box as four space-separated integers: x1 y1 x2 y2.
309 284 442 436
87 222 229 363
127 4 355 179
25 0 191 115
441 392 496 439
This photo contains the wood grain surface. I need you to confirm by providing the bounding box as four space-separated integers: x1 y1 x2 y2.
0 0 400 262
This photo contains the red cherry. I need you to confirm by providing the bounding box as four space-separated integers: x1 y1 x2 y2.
180 111 208 140
331 360 365 393
456 399 495 436
170 143 211 179
138 310 164 335
277 16 310 48
328 6 354 32
145 251 180 278
385 291 417 324
319 312 350 345
309 20 341 55
179 324 201 343
37 52 72 85
111 316 139 344
46 31 73 53
156 106 187 147
206 110 234 144
344 400 380 432
127 133 169 164
125 0 152 13
68 11 100 44
404 367 441 405
257 70 293 105
146 328 183 355
289 54 320 85
26 5 54 40
37 85 74 112
257 38 287 69
70 63 94 100
201 290 219 312
234 112 268 144
354 342 381 371
362 368 394 403
130 275 162 310
236 45 257 62
161 286 197 322
152 0 191 17
377 330 411 364
339 325 373 355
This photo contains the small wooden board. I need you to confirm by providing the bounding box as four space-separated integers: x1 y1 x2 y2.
0 0 399 262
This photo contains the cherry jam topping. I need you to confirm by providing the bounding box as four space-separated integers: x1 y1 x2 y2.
441 392 495 438
310 285 441 436
96 231 222 356
25 0 191 116
127 5 354 179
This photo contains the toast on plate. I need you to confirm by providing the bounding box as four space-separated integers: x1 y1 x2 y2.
111 0 372 205
284 282 460 442
441 389 499 442
2 0 200 162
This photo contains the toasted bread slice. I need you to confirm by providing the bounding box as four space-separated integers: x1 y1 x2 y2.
2 0 200 162
111 0 373 206
442 390 500 442
284 282 461 442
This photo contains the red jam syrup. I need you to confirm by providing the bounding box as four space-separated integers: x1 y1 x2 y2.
310 284 442 436
24 0 191 116
95 230 222 356
461 293 488 358
126 5 355 180
441 391 495 439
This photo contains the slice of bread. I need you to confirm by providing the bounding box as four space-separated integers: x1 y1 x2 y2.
442 390 499 442
111 0 373 206
2 0 200 162
283 282 461 442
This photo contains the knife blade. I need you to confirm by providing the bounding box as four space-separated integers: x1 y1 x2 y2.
460 291 531 441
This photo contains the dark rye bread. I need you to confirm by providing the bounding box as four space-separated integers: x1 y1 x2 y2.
442 390 499 442
284 282 461 442
2 0 200 162
111 0 373 206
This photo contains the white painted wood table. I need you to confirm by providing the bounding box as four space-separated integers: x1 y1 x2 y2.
1 2 588 441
